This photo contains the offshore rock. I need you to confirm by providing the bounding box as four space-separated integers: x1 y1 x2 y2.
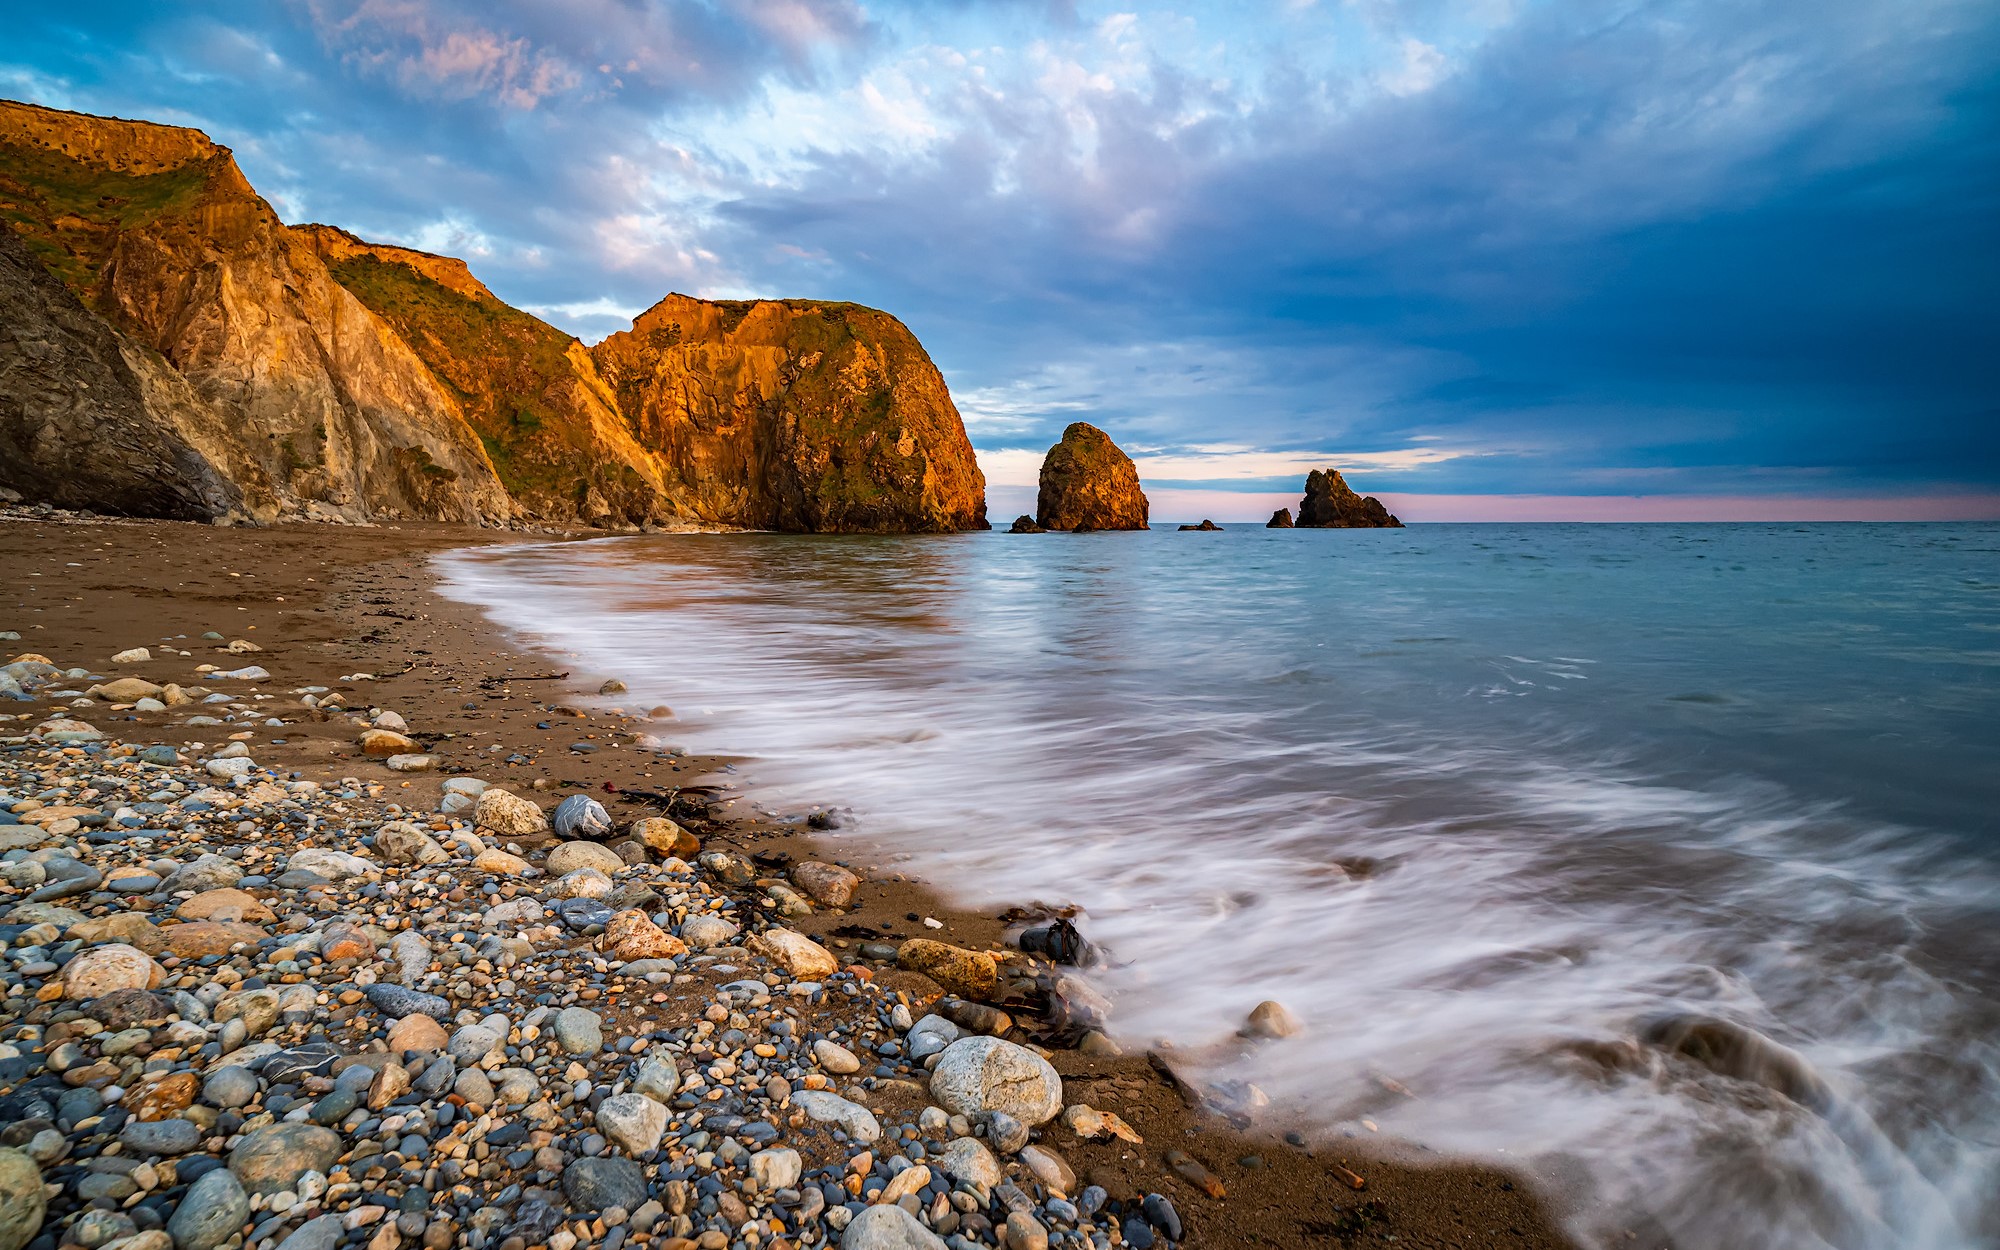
1267 507 1295 528
1035 423 1148 532
1177 519 1221 531
1296 469 1402 528
1007 515 1046 534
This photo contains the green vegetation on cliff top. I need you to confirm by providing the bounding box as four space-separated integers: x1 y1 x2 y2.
0 141 215 293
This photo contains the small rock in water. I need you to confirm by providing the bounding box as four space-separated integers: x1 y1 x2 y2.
1243 999 1303 1039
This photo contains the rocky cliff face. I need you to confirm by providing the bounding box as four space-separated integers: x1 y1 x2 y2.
0 99 987 531
1297 469 1402 528
1035 422 1148 531
0 227 246 518
593 296 987 532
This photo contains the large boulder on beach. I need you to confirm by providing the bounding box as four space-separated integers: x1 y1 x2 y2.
927 1036 1063 1125
474 788 548 837
896 939 997 1000
1035 423 1148 532
1296 469 1402 528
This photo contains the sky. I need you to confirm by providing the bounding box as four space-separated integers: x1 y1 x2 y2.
8 0 1999 521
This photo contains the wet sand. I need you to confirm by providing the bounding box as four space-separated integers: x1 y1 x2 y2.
0 512 1583 1250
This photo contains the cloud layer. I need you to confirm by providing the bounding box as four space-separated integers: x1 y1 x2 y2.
8 0 1997 518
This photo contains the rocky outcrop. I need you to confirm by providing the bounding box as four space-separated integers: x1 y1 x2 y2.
1035 422 1148 532
0 100 988 532
1177 519 1221 531
592 295 987 532
1008 515 1046 533
1297 469 1402 528
1267 507 1294 528
0 228 245 518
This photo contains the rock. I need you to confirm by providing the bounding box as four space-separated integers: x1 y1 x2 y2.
1019 1144 1075 1195
0 1148 46 1250
177 888 274 924
160 855 242 894
86 987 172 1029
1006 1212 1049 1250
906 1014 964 1061
791 861 859 907
205 757 254 780
792 1090 882 1142
203 1067 258 1109
228 1123 342 1194
598 910 686 961
546 841 622 876
551 867 613 899
160 921 266 959
286 848 373 880
562 1157 647 1212
1143 1193 1184 1239
166 1167 246 1250
364 984 452 1020
1007 515 1046 534
927 1037 1062 1125
1244 999 1303 1038
595 1093 668 1155
632 817 697 858
678 913 739 949
747 1147 801 1192
387 1014 449 1053
275 1216 343 1250
63 945 165 998
472 848 530 876
127 1070 200 1119
813 1039 862 1074
385 753 436 772
1266 507 1294 528
748 928 838 978
1177 519 1222 531
358 728 416 756
1035 422 1148 531
111 648 152 664
447 1024 503 1065
598 679 626 694
933 1137 1000 1191
120 1118 201 1156
86 677 163 702
552 1006 603 1055
631 1054 681 1104
839 1204 945 1250
1295 468 1402 527
552 794 612 839
896 939 997 1000
982 1112 1029 1155
473 789 547 837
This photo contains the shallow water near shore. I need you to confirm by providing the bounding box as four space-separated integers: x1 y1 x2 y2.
439 522 2000 1250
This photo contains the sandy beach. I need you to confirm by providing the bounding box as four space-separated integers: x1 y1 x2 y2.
0 510 1577 1250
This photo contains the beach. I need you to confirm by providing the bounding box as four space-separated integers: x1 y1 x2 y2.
0 511 1577 1250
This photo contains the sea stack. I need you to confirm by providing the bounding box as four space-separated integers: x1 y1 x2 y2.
1008 515 1047 533
1036 422 1149 531
1296 469 1402 528
1267 508 1295 528
1178 519 1221 531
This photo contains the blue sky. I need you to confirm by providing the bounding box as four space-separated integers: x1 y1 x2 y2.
8 0 1998 520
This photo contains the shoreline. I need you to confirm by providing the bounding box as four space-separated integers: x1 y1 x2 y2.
0 512 1581 1250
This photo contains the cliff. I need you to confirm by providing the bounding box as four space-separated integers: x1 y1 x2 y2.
1297 469 1403 528
0 99 988 531
1035 422 1149 531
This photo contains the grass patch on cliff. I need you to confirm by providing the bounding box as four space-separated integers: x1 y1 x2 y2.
326 254 588 500
0 143 213 294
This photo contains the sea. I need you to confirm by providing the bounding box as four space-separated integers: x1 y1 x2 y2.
438 522 2000 1250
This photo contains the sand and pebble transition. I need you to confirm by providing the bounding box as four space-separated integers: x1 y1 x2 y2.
0 507 1575 1250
